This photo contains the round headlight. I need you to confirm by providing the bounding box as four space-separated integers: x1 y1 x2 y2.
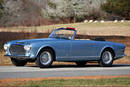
4 44 10 50
24 44 31 51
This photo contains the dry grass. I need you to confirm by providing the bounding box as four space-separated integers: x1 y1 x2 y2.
0 52 11 65
0 21 130 36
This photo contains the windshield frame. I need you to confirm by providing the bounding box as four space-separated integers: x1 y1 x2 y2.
49 28 77 40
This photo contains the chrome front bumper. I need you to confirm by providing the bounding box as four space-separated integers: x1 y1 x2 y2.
4 54 31 59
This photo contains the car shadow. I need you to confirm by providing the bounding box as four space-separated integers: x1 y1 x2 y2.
112 64 130 67
26 64 130 68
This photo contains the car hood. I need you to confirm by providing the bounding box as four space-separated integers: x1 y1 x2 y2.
9 38 56 44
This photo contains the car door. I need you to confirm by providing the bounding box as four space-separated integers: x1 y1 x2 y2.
70 40 100 60
52 39 71 59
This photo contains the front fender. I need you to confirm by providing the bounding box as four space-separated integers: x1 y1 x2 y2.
35 44 56 58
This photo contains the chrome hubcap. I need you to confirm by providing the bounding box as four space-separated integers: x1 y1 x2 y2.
102 51 112 64
40 51 52 65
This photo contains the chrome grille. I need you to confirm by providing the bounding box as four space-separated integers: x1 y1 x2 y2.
9 44 25 55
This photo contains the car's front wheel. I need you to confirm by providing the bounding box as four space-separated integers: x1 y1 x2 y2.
36 49 54 68
11 58 27 66
99 50 114 67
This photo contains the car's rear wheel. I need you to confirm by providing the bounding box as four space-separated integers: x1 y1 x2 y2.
11 58 27 66
36 49 54 68
75 61 87 66
99 50 114 67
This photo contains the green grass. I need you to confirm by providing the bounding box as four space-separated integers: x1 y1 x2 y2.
22 77 130 87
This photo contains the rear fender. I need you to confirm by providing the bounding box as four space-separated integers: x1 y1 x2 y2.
99 45 115 59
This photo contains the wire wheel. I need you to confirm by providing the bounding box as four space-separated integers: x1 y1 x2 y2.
36 49 54 68
99 50 114 67
102 51 113 64
40 51 52 65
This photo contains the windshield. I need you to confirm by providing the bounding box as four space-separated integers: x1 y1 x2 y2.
49 28 76 40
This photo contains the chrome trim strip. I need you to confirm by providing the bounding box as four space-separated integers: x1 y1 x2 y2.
57 56 100 58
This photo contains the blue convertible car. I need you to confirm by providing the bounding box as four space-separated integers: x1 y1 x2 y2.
4 27 125 68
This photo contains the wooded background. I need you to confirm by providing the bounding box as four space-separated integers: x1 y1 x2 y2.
0 0 129 27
